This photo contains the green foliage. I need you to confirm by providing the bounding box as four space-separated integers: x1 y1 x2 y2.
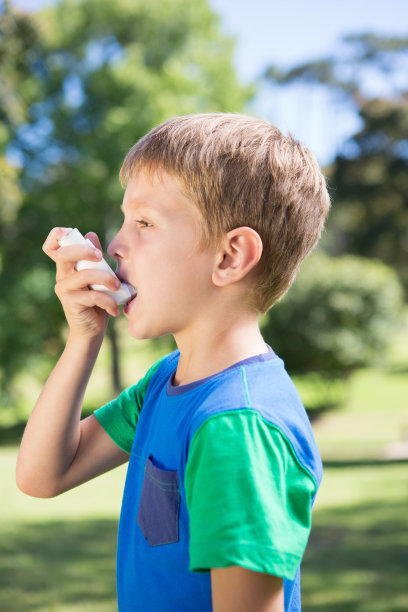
261 252 404 375
265 33 408 295
0 1 40 127
0 3 39 239
327 97 408 293
0 3 47 396
265 33 408 99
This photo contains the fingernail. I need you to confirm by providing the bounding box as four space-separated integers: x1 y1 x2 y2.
94 249 102 259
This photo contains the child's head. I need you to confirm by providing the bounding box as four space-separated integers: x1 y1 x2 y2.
120 113 330 313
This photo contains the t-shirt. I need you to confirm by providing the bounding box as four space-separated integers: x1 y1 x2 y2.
94 348 322 611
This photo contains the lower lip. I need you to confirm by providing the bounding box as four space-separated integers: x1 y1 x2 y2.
123 294 137 315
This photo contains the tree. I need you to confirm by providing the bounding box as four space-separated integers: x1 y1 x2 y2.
1 0 253 405
260 252 404 413
0 1 39 247
265 33 408 101
326 97 408 293
265 33 408 294
0 2 50 404
261 252 404 375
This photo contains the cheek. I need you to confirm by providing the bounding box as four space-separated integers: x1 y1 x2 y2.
174 257 214 298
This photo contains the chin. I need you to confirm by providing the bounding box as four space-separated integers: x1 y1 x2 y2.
127 320 167 341
127 323 151 340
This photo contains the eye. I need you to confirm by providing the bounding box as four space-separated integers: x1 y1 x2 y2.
136 219 152 228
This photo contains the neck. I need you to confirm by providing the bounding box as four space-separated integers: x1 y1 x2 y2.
173 310 267 386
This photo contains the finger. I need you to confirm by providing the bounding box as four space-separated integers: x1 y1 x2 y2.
42 227 73 261
55 244 102 280
55 268 121 294
85 232 103 251
62 289 120 317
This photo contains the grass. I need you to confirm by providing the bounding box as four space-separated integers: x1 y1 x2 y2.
1 520 118 611
308 367 408 461
1 449 126 611
302 463 408 612
297 333 408 611
2 325 408 610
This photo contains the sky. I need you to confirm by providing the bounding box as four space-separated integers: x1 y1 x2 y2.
11 0 408 164
207 0 408 163
208 0 408 80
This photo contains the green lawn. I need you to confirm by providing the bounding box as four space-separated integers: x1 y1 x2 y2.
302 462 408 612
2 331 408 611
307 368 408 462
299 360 408 611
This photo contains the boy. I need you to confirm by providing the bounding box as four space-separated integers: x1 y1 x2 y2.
17 113 330 611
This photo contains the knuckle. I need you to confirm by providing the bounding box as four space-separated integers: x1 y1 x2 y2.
109 277 119 289
77 269 93 286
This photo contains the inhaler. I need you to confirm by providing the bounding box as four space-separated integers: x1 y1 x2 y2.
58 228 136 305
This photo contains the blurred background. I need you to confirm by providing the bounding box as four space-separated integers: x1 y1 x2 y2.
1 0 407 609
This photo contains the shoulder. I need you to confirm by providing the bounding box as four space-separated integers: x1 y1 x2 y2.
242 356 323 485
185 407 319 580
93 350 179 453
146 350 179 385
186 355 322 486
188 407 319 492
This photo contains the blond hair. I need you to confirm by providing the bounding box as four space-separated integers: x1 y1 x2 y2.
120 113 330 312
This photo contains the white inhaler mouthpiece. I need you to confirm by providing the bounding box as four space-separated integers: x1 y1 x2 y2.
57 228 136 305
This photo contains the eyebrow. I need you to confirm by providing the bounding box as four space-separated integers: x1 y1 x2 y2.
121 199 155 212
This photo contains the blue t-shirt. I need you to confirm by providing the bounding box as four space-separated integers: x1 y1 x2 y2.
95 349 322 611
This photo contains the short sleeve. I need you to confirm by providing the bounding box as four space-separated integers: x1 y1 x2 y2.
184 409 318 581
94 356 166 453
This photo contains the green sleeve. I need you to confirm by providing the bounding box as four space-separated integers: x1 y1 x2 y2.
93 355 166 454
184 409 318 581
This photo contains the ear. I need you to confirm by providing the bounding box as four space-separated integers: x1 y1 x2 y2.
212 227 263 287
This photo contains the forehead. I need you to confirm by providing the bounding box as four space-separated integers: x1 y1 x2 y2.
122 170 197 218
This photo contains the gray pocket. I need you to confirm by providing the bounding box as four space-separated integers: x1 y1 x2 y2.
137 454 180 546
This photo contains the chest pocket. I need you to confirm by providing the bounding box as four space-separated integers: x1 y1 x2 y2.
137 454 180 546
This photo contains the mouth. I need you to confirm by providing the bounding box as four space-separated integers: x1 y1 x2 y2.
115 272 137 308
123 292 137 313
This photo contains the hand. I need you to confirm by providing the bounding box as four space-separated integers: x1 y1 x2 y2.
43 227 120 339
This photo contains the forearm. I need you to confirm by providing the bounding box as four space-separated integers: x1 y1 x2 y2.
16 333 104 497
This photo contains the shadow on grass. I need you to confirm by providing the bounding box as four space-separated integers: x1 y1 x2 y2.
0 519 118 611
302 498 408 612
386 364 408 376
323 458 408 468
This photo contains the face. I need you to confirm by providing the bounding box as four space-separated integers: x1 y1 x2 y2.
108 170 217 340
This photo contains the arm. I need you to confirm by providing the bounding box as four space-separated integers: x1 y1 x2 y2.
186 413 317 610
211 567 283 612
16 227 128 498
16 335 129 497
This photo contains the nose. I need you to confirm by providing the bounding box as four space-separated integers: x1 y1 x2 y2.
107 230 123 260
